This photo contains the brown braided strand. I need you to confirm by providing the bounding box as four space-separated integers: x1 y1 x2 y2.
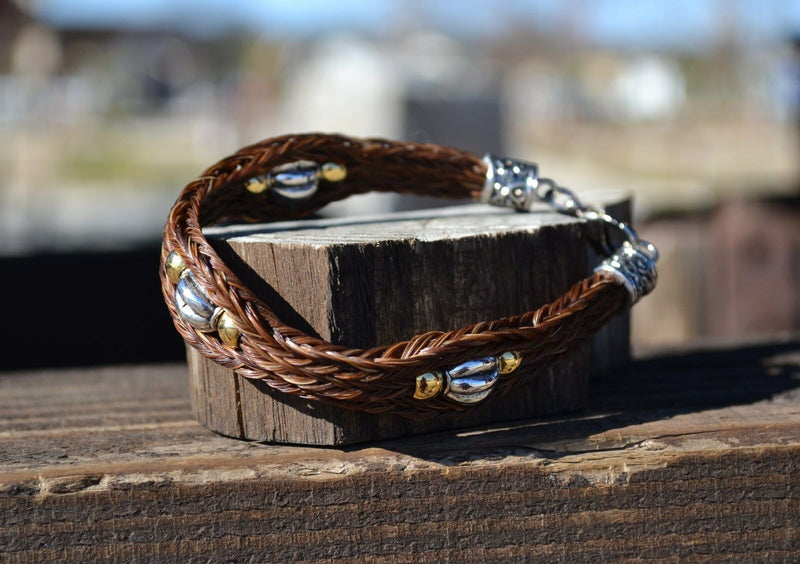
161 133 629 418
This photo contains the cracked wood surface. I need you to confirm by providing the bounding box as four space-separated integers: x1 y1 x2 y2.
1 337 799 561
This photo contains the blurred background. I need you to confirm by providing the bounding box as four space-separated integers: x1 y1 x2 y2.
2 0 799 368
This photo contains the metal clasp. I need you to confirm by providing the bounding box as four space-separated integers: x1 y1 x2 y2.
481 153 659 304
479 155 538 211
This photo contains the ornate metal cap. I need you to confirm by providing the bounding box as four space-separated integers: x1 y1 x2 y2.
480 154 539 211
595 243 658 305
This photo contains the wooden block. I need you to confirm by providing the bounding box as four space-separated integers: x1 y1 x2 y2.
189 195 631 445
1 338 799 561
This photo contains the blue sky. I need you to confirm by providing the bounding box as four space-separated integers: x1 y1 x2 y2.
27 0 800 51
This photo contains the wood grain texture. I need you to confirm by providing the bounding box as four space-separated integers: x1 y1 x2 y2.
1 337 798 562
191 196 631 445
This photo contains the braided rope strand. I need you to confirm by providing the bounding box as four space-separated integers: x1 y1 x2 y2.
161 133 629 418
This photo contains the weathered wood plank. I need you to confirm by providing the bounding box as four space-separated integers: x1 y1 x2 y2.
192 197 631 445
0 337 798 561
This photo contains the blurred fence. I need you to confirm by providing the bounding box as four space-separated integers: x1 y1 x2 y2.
2 1 800 368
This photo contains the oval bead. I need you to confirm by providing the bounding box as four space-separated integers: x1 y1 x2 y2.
268 160 320 200
175 291 212 330
175 271 215 330
446 388 493 405
245 175 269 194
215 310 241 348
498 351 522 374
446 357 497 380
164 250 187 284
414 371 444 400
443 356 501 405
446 369 499 395
321 162 346 182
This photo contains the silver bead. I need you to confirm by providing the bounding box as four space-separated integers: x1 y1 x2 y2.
444 356 500 405
446 356 497 380
480 154 538 212
595 242 658 305
268 160 320 201
175 271 216 330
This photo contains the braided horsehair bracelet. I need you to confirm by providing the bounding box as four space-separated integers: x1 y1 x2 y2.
161 133 658 418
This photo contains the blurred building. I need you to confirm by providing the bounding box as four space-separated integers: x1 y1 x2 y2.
1 0 799 367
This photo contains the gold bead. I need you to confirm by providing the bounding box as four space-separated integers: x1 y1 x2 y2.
321 162 346 183
498 351 522 374
414 371 444 400
165 251 187 284
214 310 241 348
245 175 270 194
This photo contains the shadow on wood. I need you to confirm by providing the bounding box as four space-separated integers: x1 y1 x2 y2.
1 338 798 561
370 337 800 462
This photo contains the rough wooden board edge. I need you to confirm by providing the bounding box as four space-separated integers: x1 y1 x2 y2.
1 445 798 561
1 337 798 480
